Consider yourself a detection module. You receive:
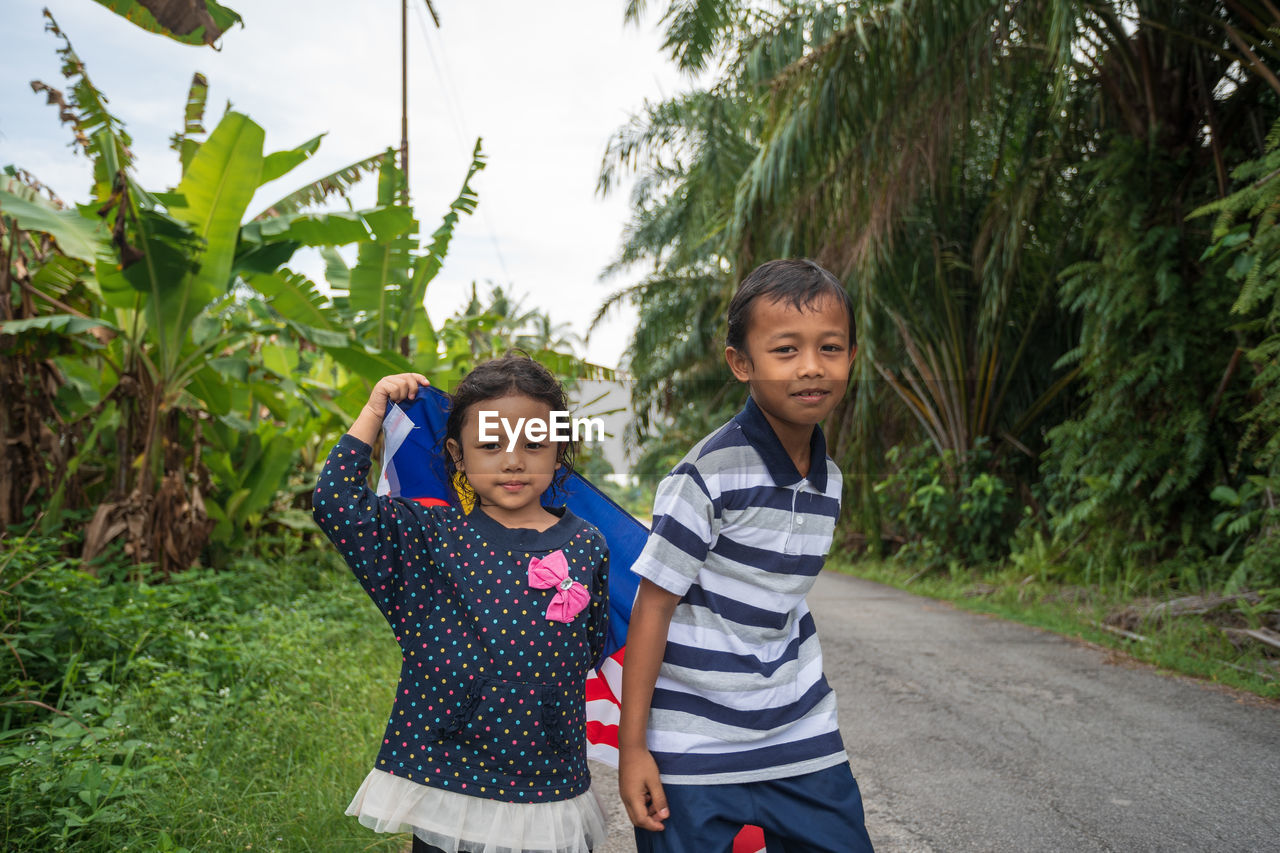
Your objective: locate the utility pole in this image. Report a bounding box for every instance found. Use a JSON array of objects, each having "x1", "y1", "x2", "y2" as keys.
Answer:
[
  {"x1": 399, "y1": 2, "x2": 440, "y2": 204},
  {"x1": 401, "y1": 0, "x2": 409, "y2": 201}
]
